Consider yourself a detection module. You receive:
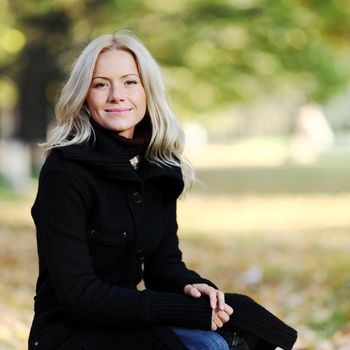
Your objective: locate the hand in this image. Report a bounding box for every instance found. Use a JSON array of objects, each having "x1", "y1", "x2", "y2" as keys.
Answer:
[
  {"x1": 184, "y1": 283, "x2": 234, "y2": 330},
  {"x1": 211, "y1": 303, "x2": 234, "y2": 331},
  {"x1": 184, "y1": 283, "x2": 225, "y2": 310}
]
